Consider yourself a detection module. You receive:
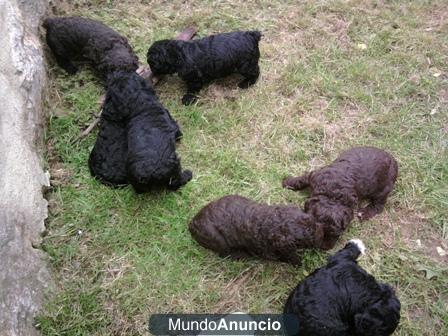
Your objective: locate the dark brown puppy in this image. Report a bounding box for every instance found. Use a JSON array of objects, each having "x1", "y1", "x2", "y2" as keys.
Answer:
[
  {"x1": 283, "y1": 147, "x2": 398, "y2": 250},
  {"x1": 189, "y1": 195, "x2": 324, "y2": 265},
  {"x1": 43, "y1": 16, "x2": 138, "y2": 79}
]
